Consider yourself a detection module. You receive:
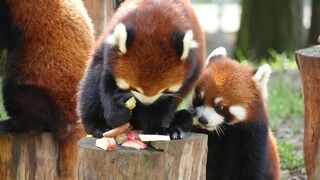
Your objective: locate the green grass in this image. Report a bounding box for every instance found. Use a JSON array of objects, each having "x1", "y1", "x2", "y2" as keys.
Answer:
[
  {"x1": 277, "y1": 140, "x2": 305, "y2": 170},
  {"x1": 267, "y1": 70, "x2": 303, "y2": 132},
  {"x1": 0, "y1": 78, "x2": 8, "y2": 120},
  {"x1": 0, "y1": 51, "x2": 8, "y2": 120}
]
